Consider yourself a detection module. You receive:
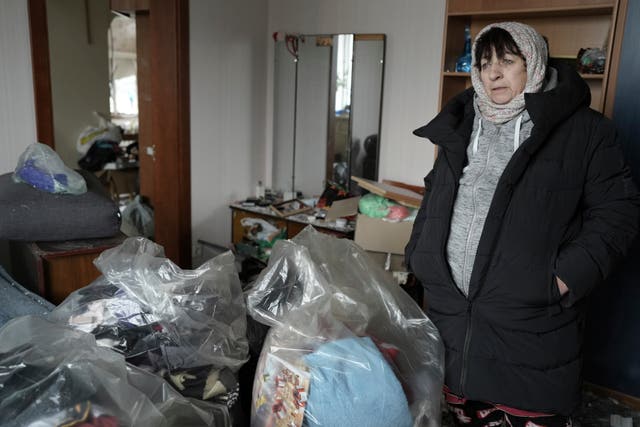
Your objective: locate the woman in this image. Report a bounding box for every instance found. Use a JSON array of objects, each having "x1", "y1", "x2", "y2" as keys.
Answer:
[{"x1": 406, "y1": 22, "x2": 639, "y2": 426}]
